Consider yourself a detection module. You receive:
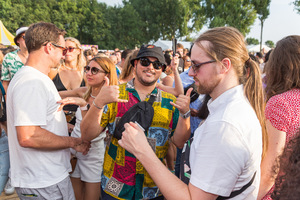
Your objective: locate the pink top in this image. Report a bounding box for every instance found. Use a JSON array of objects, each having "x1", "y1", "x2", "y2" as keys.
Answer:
[{"x1": 262, "y1": 88, "x2": 300, "y2": 200}]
